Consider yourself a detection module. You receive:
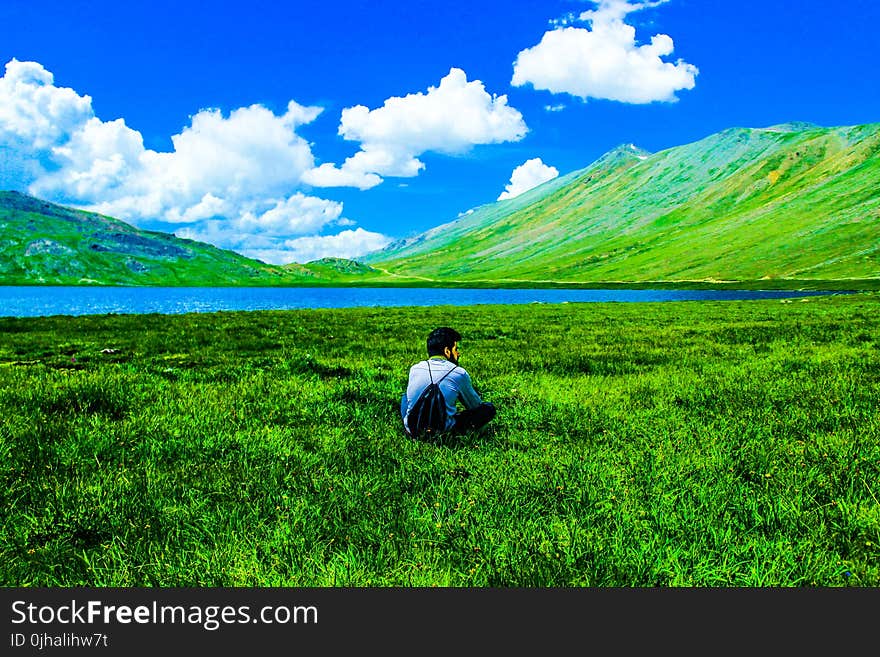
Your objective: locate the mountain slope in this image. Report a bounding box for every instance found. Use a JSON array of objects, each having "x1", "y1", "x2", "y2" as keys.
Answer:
[
  {"x1": 364, "y1": 122, "x2": 880, "y2": 286},
  {"x1": 0, "y1": 191, "x2": 352, "y2": 286}
]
